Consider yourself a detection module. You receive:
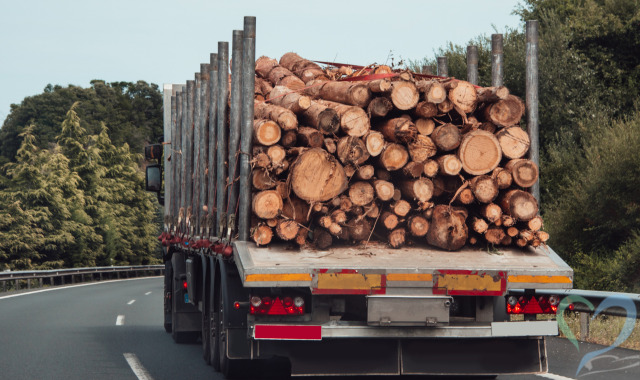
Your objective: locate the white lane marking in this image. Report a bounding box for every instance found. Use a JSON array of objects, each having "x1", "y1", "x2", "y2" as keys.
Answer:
[
  {"x1": 145, "y1": 291, "x2": 152, "y2": 295},
  {"x1": 0, "y1": 277, "x2": 160, "y2": 301},
  {"x1": 123, "y1": 353, "x2": 154, "y2": 380},
  {"x1": 116, "y1": 315, "x2": 125, "y2": 326},
  {"x1": 537, "y1": 373, "x2": 575, "y2": 380},
  {"x1": 128, "y1": 299, "x2": 136, "y2": 305}
]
